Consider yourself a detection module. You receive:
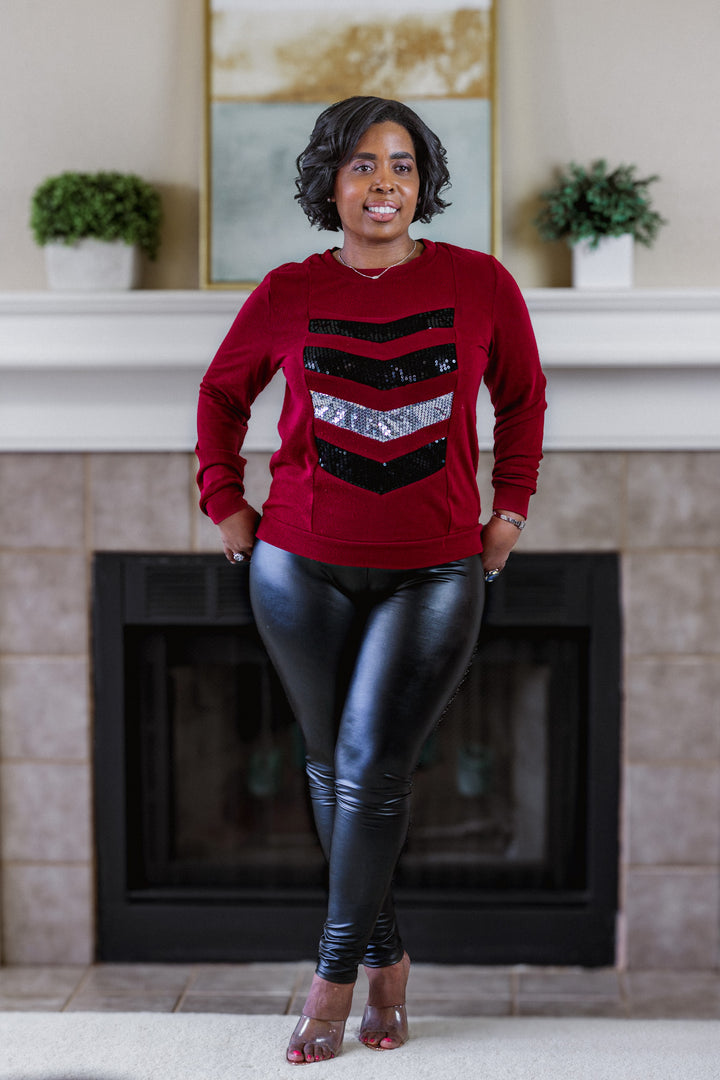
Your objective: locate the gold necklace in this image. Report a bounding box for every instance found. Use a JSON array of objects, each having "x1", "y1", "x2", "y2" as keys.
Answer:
[{"x1": 336, "y1": 240, "x2": 417, "y2": 280}]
